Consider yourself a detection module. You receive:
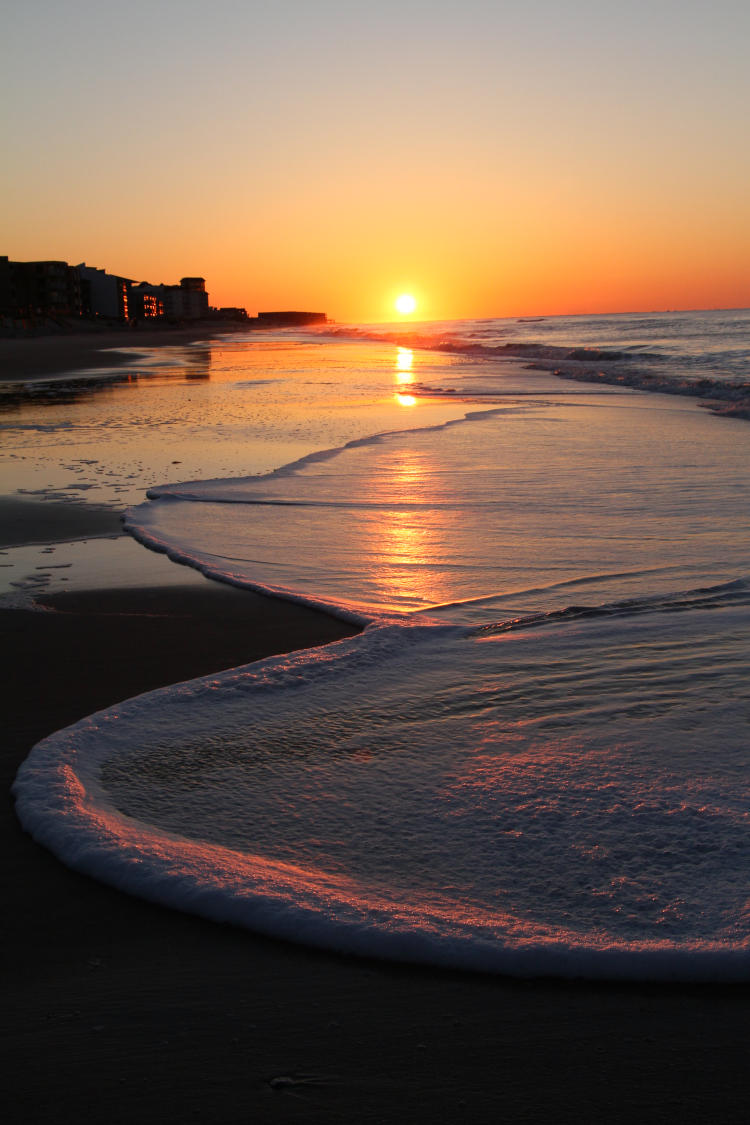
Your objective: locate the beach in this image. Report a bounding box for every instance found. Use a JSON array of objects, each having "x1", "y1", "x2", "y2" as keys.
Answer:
[
  {"x1": 0, "y1": 325, "x2": 248, "y2": 380},
  {"x1": 4, "y1": 567, "x2": 750, "y2": 1123},
  {"x1": 4, "y1": 564, "x2": 749, "y2": 1122},
  {"x1": 3, "y1": 328, "x2": 750, "y2": 1123}
]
